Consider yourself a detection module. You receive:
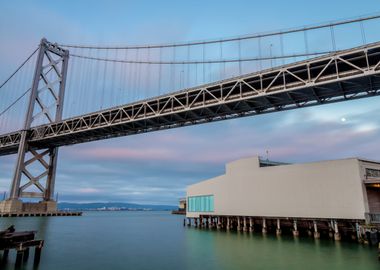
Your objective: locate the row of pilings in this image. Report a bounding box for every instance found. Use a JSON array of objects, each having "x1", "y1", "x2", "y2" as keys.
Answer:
[{"x1": 184, "y1": 215, "x2": 380, "y2": 244}]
